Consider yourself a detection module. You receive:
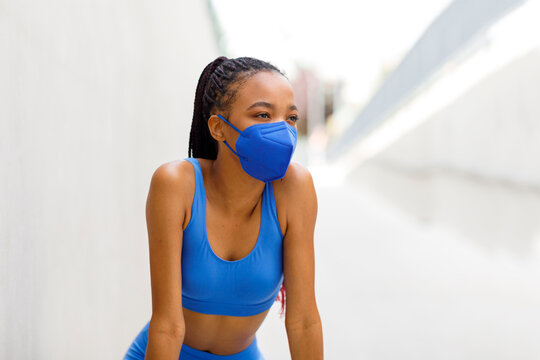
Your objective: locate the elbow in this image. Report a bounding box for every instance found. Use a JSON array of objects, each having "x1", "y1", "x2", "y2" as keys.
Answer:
[
  {"x1": 149, "y1": 317, "x2": 186, "y2": 340},
  {"x1": 285, "y1": 307, "x2": 322, "y2": 333},
  {"x1": 286, "y1": 318, "x2": 321, "y2": 333},
  {"x1": 285, "y1": 313, "x2": 322, "y2": 333},
  {"x1": 166, "y1": 325, "x2": 186, "y2": 341}
]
